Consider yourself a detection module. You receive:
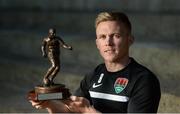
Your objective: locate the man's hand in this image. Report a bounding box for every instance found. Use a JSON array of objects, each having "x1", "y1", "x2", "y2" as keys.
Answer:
[
  {"x1": 66, "y1": 96, "x2": 100, "y2": 113},
  {"x1": 29, "y1": 100, "x2": 71, "y2": 113},
  {"x1": 29, "y1": 96, "x2": 100, "y2": 113},
  {"x1": 29, "y1": 100, "x2": 48, "y2": 109}
]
